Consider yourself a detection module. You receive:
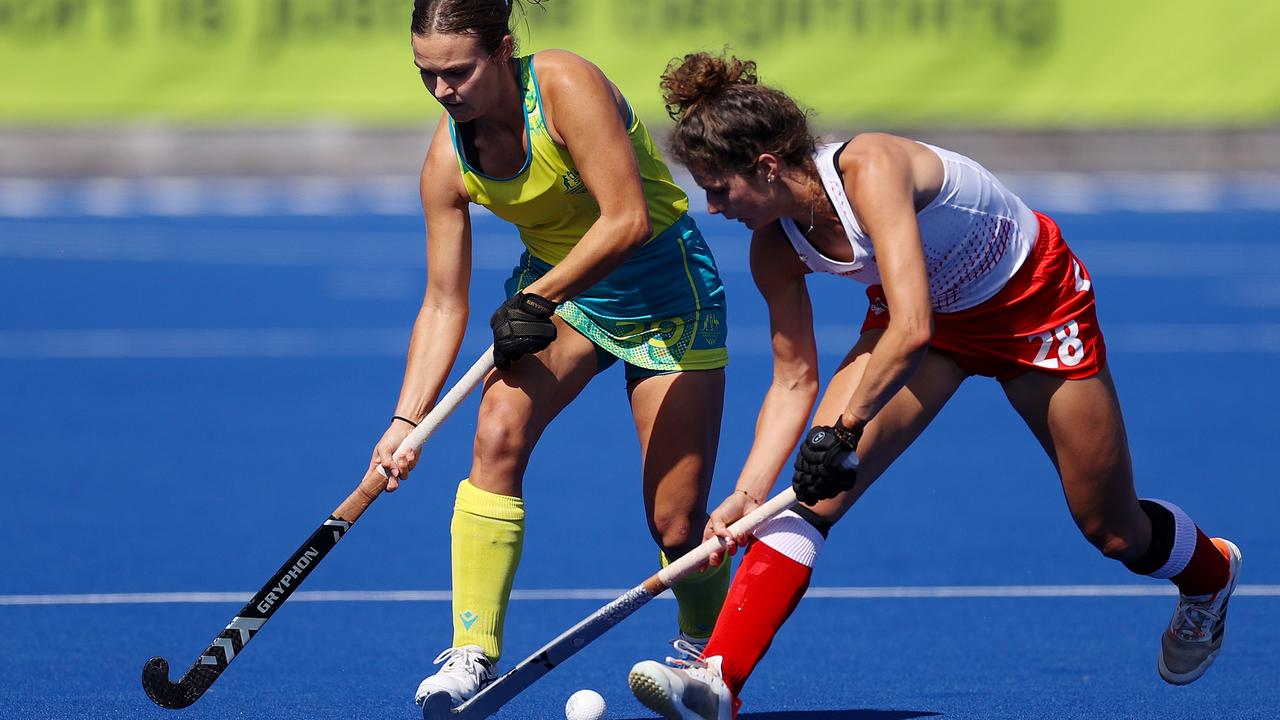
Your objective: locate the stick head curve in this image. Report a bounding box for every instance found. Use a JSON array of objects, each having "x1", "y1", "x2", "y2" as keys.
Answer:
[{"x1": 142, "y1": 656, "x2": 204, "y2": 709}]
